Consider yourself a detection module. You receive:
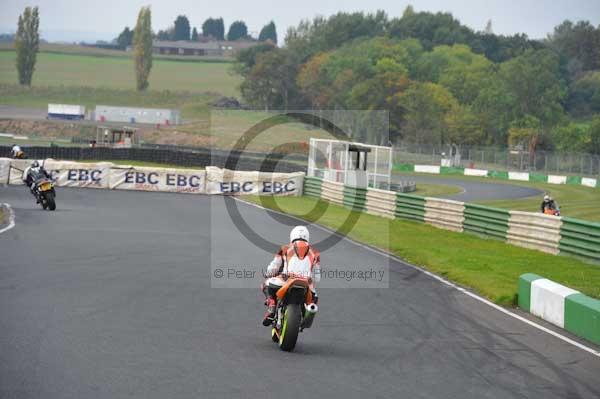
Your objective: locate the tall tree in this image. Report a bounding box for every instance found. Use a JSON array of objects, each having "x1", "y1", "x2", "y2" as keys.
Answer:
[
  {"x1": 285, "y1": 11, "x2": 388, "y2": 62},
  {"x1": 567, "y1": 71, "x2": 600, "y2": 116},
  {"x1": 202, "y1": 18, "x2": 225, "y2": 40},
  {"x1": 155, "y1": 28, "x2": 173, "y2": 40},
  {"x1": 227, "y1": 21, "x2": 248, "y2": 41},
  {"x1": 258, "y1": 21, "x2": 277, "y2": 44},
  {"x1": 14, "y1": 6, "x2": 40, "y2": 86},
  {"x1": 133, "y1": 6, "x2": 153, "y2": 91},
  {"x1": 116, "y1": 26, "x2": 133, "y2": 49},
  {"x1": 499, "y1": 49, "x2": 565, "y2": 126},
  {"x1": 398, "y1": 82, "x2": 459, "y2": 145},
  {"x1": 240, "y1": 49, "x2": 299, "y2": 110},
  {"x1": 191, "y1": 27, "x2": 198, "y2": 41},
  {"x1": 547, "y1": 20, "x2": 600, "y2": 73},
  {"x1": 173, "y1": 15, "x2": 191, "y2": 41}
]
